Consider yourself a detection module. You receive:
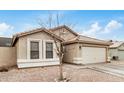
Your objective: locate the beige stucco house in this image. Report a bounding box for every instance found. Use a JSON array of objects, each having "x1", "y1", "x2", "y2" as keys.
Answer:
[
  {"x1": 109, "y1": 41, "x2": 124, "y2": 61},
  {"x1": 0, "y1": 25, "x2": 111, "y2": 68}
]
